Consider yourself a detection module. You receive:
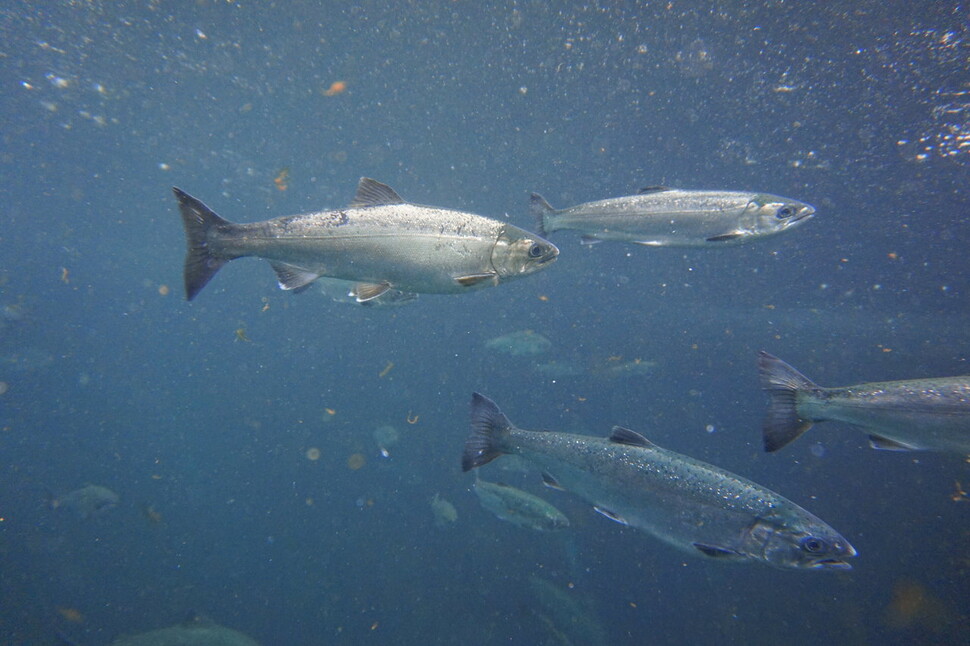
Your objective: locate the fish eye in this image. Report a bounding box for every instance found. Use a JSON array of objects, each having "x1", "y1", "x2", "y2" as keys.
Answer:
[
  {"x1": 528, "y1": 243, "x2": 545, "y2": 258},
  {"x1": 800, "y1": 536, "x2": 827, "y2": 553},
  {"x1": 775, "y1": 206, "x2": 795, "y2": 219}
]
